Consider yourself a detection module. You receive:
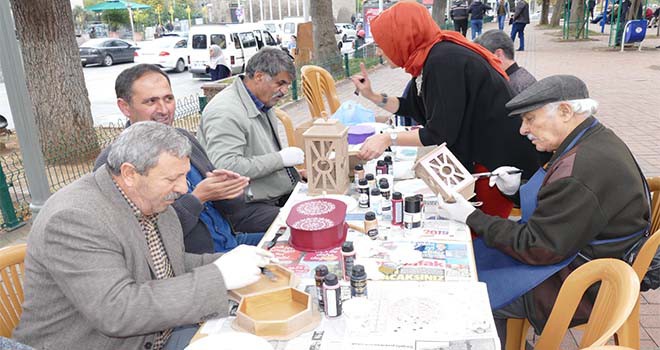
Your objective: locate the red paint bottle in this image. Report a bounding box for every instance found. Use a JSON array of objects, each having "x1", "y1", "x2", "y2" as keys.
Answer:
[{"x1": 391, "y1": 191, "x2": 404, "y2": 226}]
